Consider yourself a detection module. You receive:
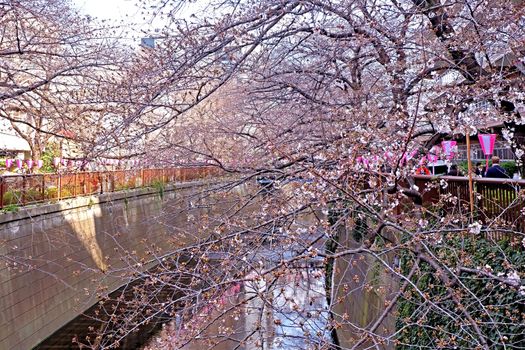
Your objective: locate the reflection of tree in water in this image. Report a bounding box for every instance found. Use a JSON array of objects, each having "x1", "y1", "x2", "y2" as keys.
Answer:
[
  {"x1": 144, "y1": 267, "x2": 330, "y2": 350},
  {"x1": 265, "y1": 268, "x2": 330, "y2": 350}
]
